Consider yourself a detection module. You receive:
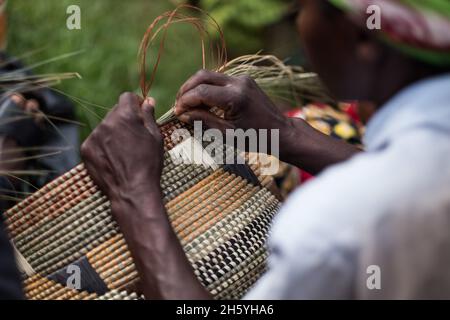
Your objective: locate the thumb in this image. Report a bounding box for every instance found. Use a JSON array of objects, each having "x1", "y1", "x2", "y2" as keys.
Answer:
[
  {"x1": 178, "y1": 109, "x2": 231, "y2": 133},
  {"x1": 141, "y1": 97, "x2": 158, "y2": 130}
]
